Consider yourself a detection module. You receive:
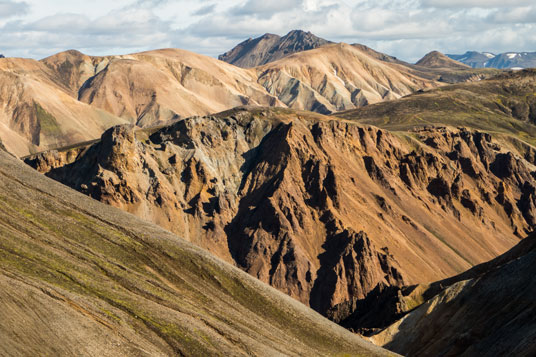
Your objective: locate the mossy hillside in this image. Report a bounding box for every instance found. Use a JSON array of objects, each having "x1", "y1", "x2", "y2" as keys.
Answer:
[
  {"x1": 337, "y1": 70, "x2": 536, "y2": 146},
  {"x1": 34, "y1": 102, "x2": 62, "y2": 139},
  {"x1": 0, "y1": 154, "x2": 387, "y2": 356}
]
